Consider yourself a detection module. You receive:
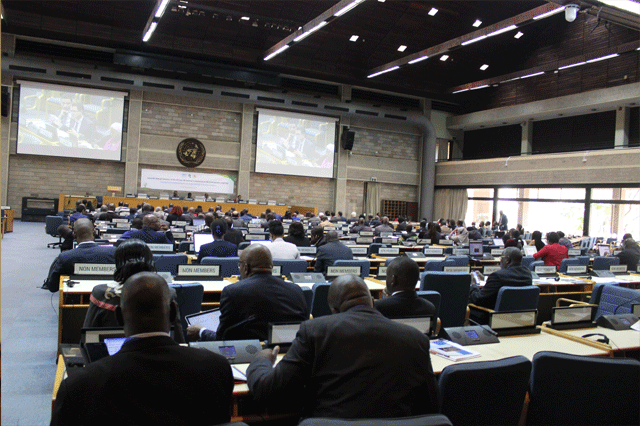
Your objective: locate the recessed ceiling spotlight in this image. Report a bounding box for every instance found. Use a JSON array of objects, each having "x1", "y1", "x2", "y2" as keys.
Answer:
[
  {"x1": 428, "y1": 7, "x2": 438, "y2": 16},
  {"x1": 480, "y1": 64, "x2": 489, "y2": 70},
  {"x1": 514, "y1": 31, "x2": 524, "y2": 39},
  {"x1": 440, "y1": 55, "x2": 449, "y2": 61},
  {"x1": 240, "y1": 16, "x2": 250, "y2": 20},
  {"x1": 378, "y1": 0, "x2": 386, "y2": 2},
  {"x1": 397, "y1": 45, "x2": 407, "y2": 52},
  {"x1": 350, "y1": 35, "x2": 359, "y2": 42},
  {"x1": 473, "y1": 19, "x2": 482, "y2": 27}
]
